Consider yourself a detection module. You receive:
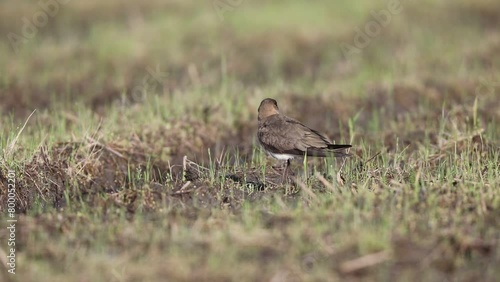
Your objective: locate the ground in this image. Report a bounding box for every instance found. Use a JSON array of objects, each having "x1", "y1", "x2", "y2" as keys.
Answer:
[{"x1": 0, "y1": 0, "x2": 500, "y2": 281}]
